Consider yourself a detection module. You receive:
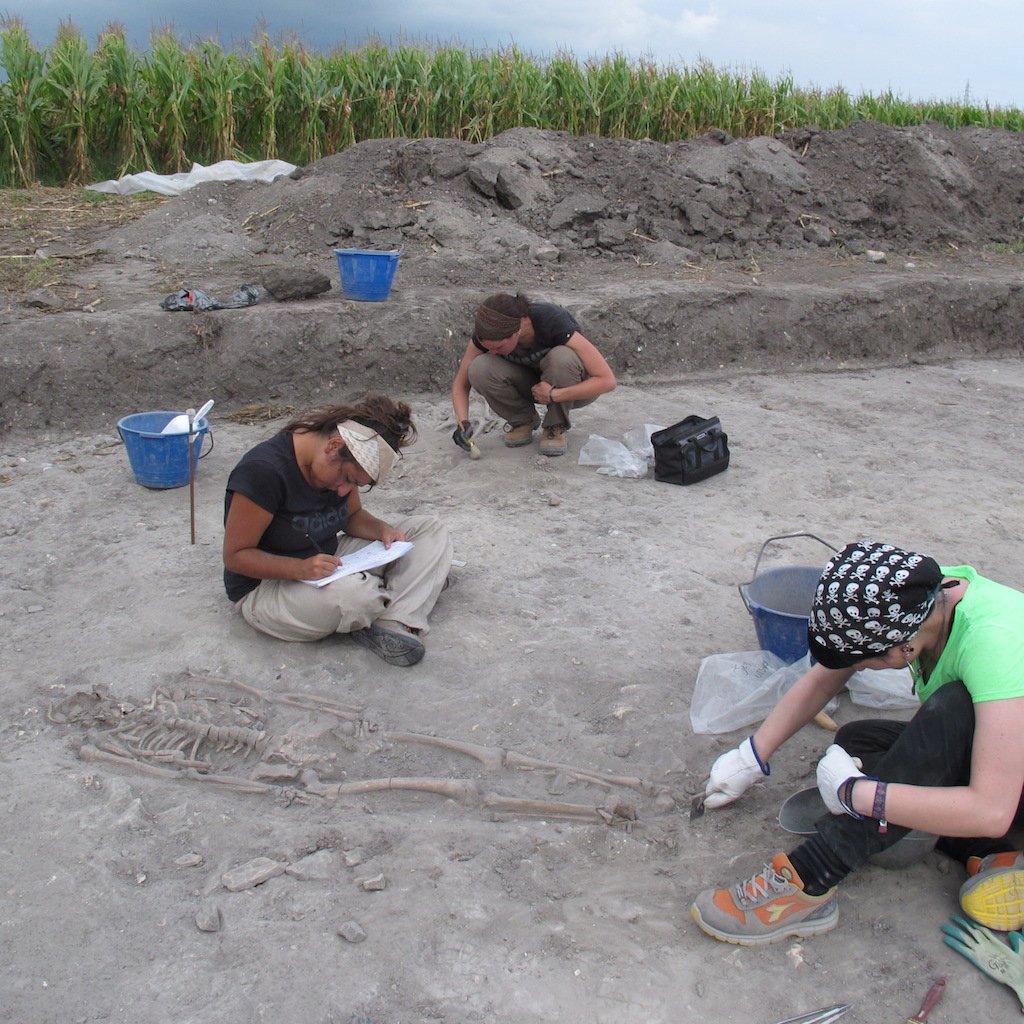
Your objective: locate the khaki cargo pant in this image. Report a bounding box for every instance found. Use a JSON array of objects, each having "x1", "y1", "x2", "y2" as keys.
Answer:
[
  {"x1": 236, "y1": 514, "x2": 452, "y2": 642},
  {"x1": 467, "y1": 347, "x2": 596, "y2": 429}
]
